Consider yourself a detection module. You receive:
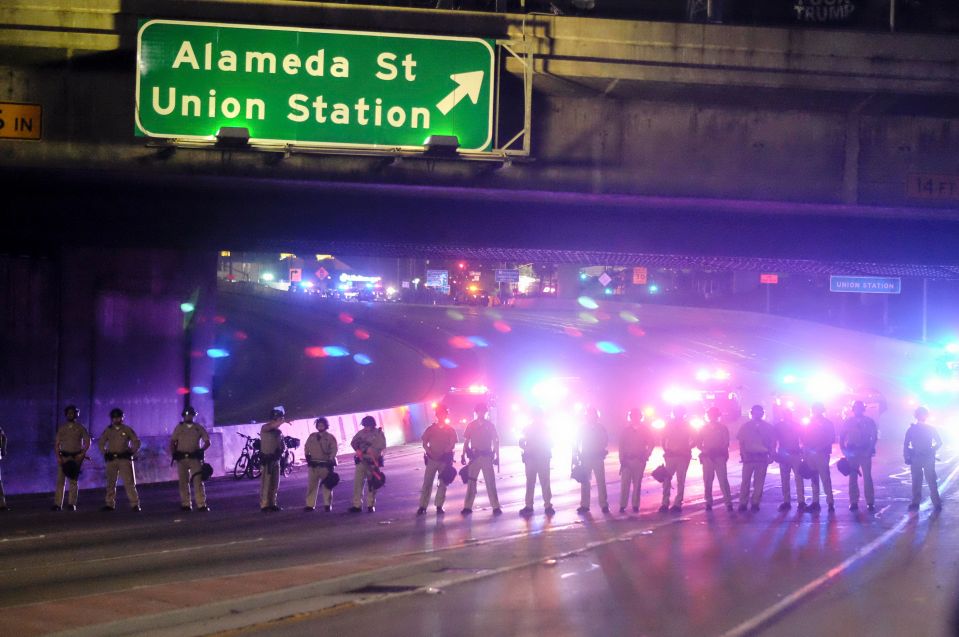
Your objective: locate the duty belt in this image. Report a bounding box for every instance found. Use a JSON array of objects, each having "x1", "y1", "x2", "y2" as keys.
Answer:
[
  {"x1": 468, "y1": 449, "x2": 493, "y2": 459},
  {"x1": 307, "y1": 459, "x2": 335, "y2": 468},
  {"x1": 173, "y1": 450, "x2": 204, "y2": 461},
  {"x1": 104, "y1": 451, "x2": 133, "y2": 461},
  {"x1": 59, "y1": 450, "x2": 82, "y2": 458}
]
